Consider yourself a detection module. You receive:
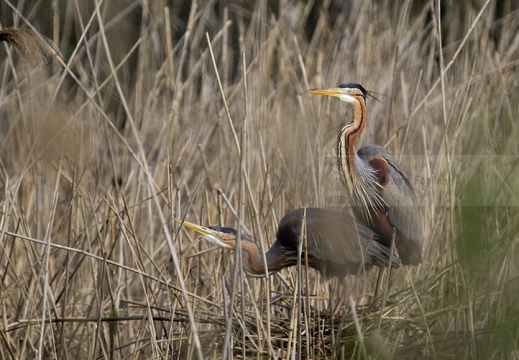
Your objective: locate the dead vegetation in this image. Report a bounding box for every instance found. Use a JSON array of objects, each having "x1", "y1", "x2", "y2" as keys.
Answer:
[{"x1": 0, "y1": 0, "x2": 518, "y2": 359}]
